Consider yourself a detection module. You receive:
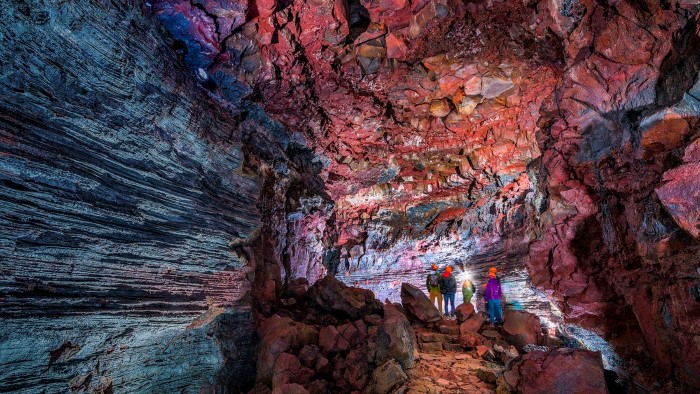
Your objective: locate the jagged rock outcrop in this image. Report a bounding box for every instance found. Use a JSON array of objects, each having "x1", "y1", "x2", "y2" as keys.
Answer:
[
  {"x1": 501, "y1": 311, "x2": 545, "y2": 351},
  {"x1": 527, "y1": 1, "x2": 700, "y2": 389},
  {"x1": 308, "y1": 275, "x2": 383, "y2": 319},
  {"x1": 252, "y1": 275, "x2": 417, "y2": 393},
  {"x1": 371, "y1": 359, "x2": 408, "y2": 394},
  {"x1": 400, "y1": 282, "x2": 441, "y2": 324},
  {"x1": 376, "y1": 303, "x2": 418, "y2": 370},
  {"x1": 454, "y1": 302, "x2": 475, "y2": 323}
]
